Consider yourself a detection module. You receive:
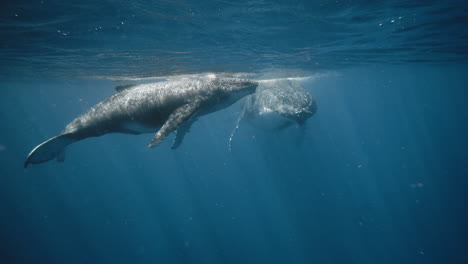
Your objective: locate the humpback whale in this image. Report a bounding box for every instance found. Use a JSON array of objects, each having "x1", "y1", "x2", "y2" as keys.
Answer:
[
  {"x1": 242, "y1": 79, "x2": 316, "y2": 129},
  {"x1": 24, "y1": 75, "x2": 258, "y2": 167},
  {"x1": 228, "y1": 79, "x2": 316, "y2": 150}
]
